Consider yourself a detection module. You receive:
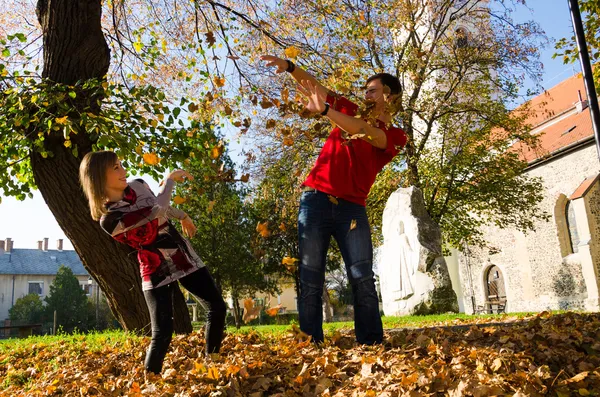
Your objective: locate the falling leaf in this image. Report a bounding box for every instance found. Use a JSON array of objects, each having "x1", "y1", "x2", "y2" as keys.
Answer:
[
  {"x1": 281, "y1": 257, "x2": 298, "y2": 265},
  {"x1": 207, "y1": 200, "x2": 215, "y2": 212},
  {"x1": 284, "y1": 46, "x2": 301, "y2": 58},
  {"x1": 328, "y1": 195, "x2": 339, "y2": 205},
  {"x1": 205, "y1": 31, "x2": 216, "y2": 46},
  {"x1": 265, "y1": 304, "x2": 282, "y2": 317},
  {"x1": 173, "y1": 196, "x2": 186, "y2": 205},
  {"x1": 210, "y1": 146, "x2": 222, "y2": 159},
  {"x1": 213, "y1": 77, "x2": 225, "y2": 87},
  {"x1": 350, "y1": 219, "x2": 357, "y2": 231},
  {"x1": 143, "y1": 153, "x2": 160, "y2": 165},
  {"x1": 242, "y1": 298, "x2": 260, "y2": 323},
  {"x1": 260, "y1": 97, "x2": 274, "y2": 109},
  {"x1": 256, "y1": 221, "x2": 270, "y2": 237}
]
